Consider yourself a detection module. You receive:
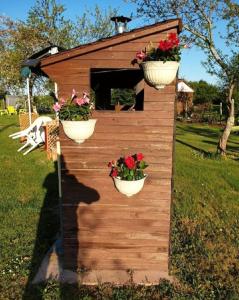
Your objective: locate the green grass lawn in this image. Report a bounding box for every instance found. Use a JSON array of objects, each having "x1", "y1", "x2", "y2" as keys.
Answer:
[{"x1": 0, "y1": 117, "x2": 239, "y2": 299}]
